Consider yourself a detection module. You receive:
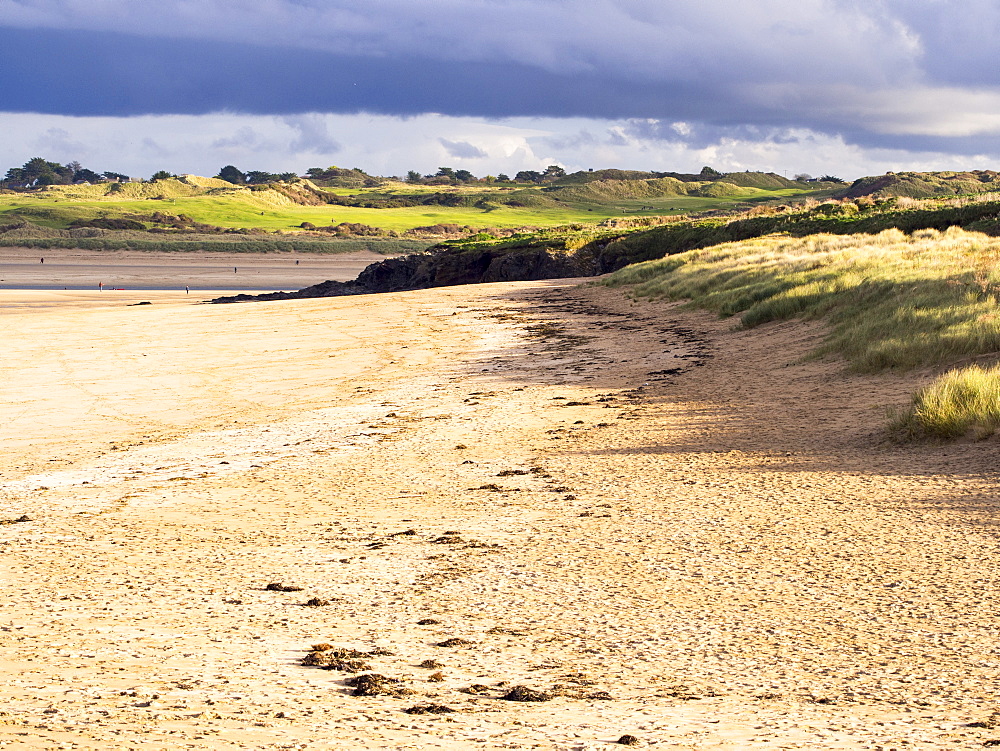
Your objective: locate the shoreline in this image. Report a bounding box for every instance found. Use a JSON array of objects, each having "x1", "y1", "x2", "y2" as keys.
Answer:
[
  {"x1": 1, "y1": 280, "x2": 998, "y2": 748},
  {"x1": 0, "y1": 247, "x2": 391, "y2": 292}
]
